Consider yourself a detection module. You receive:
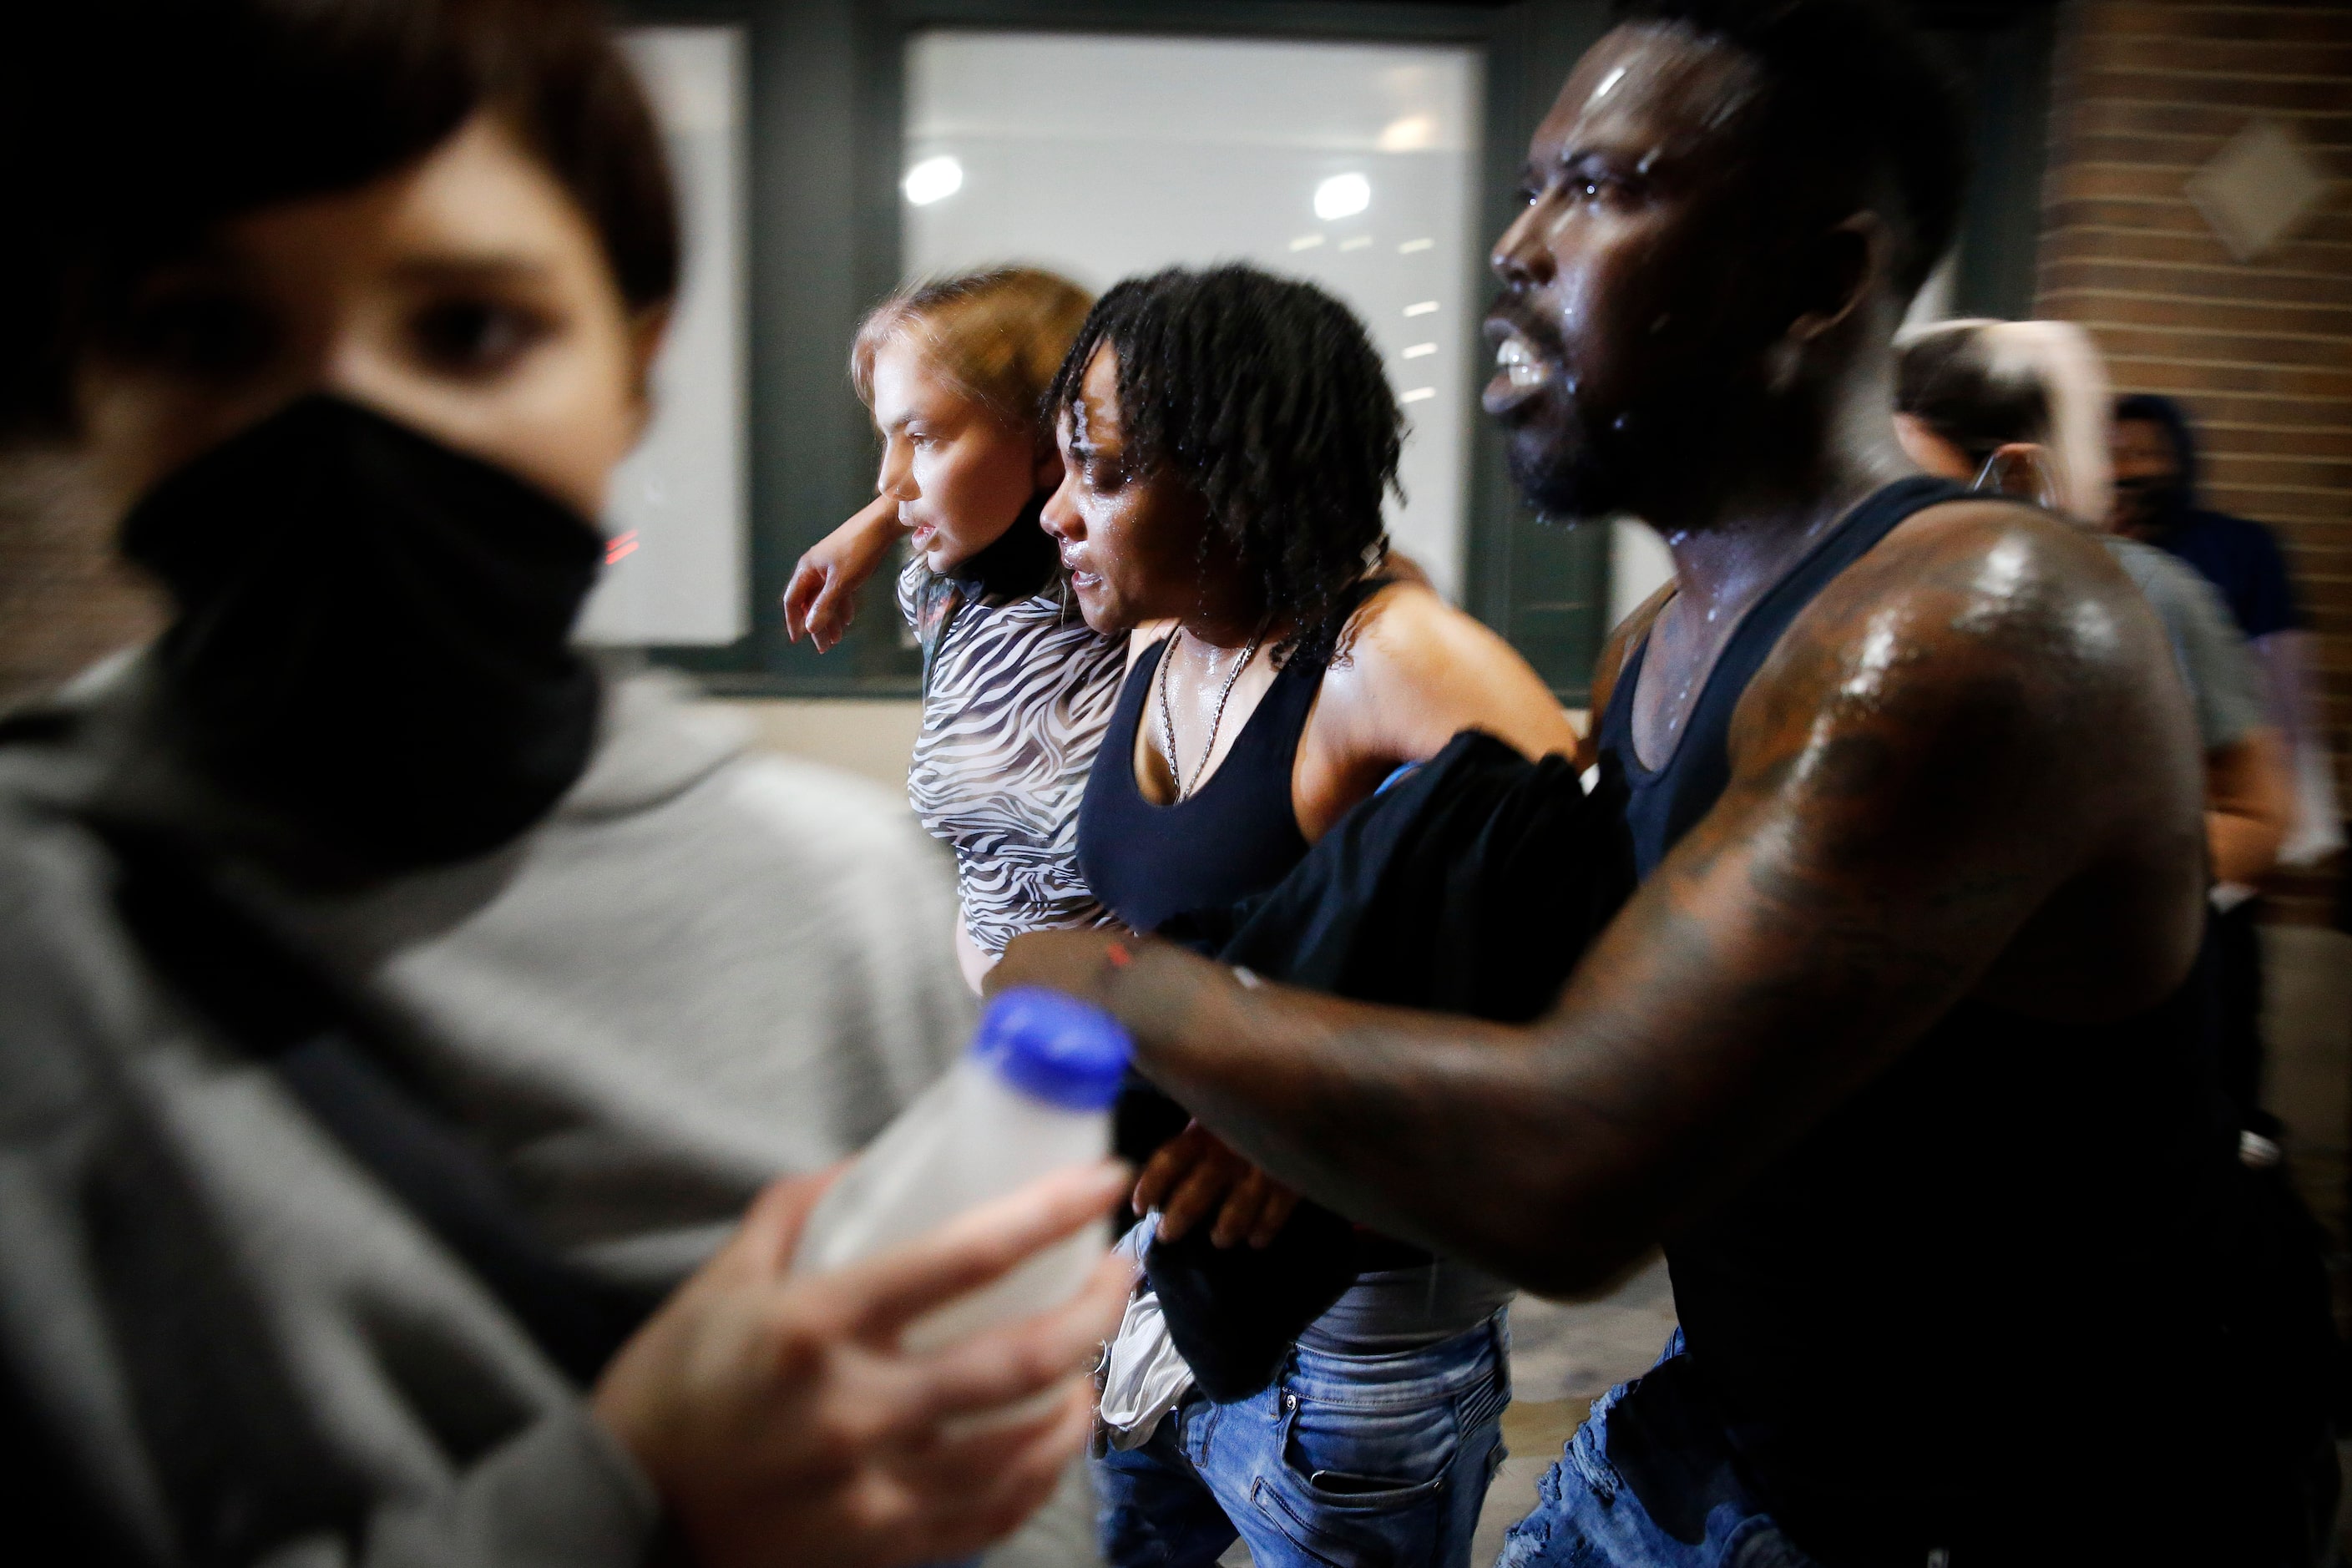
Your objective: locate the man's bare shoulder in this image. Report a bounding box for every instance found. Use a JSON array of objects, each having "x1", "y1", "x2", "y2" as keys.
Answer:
[
  {"x1": 1713, "y1": 497, "x2": 2204, "y2": 1018},
  {"x1": 1756, "y1": 498, "x2": 2165, "y2": 731},
  {"x1": 1721, "y1": 494, "x2": 2198, "y2": 849},
  {"x1": 1872, "y1": 493, "x2": 2122, "y2": 582}
]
